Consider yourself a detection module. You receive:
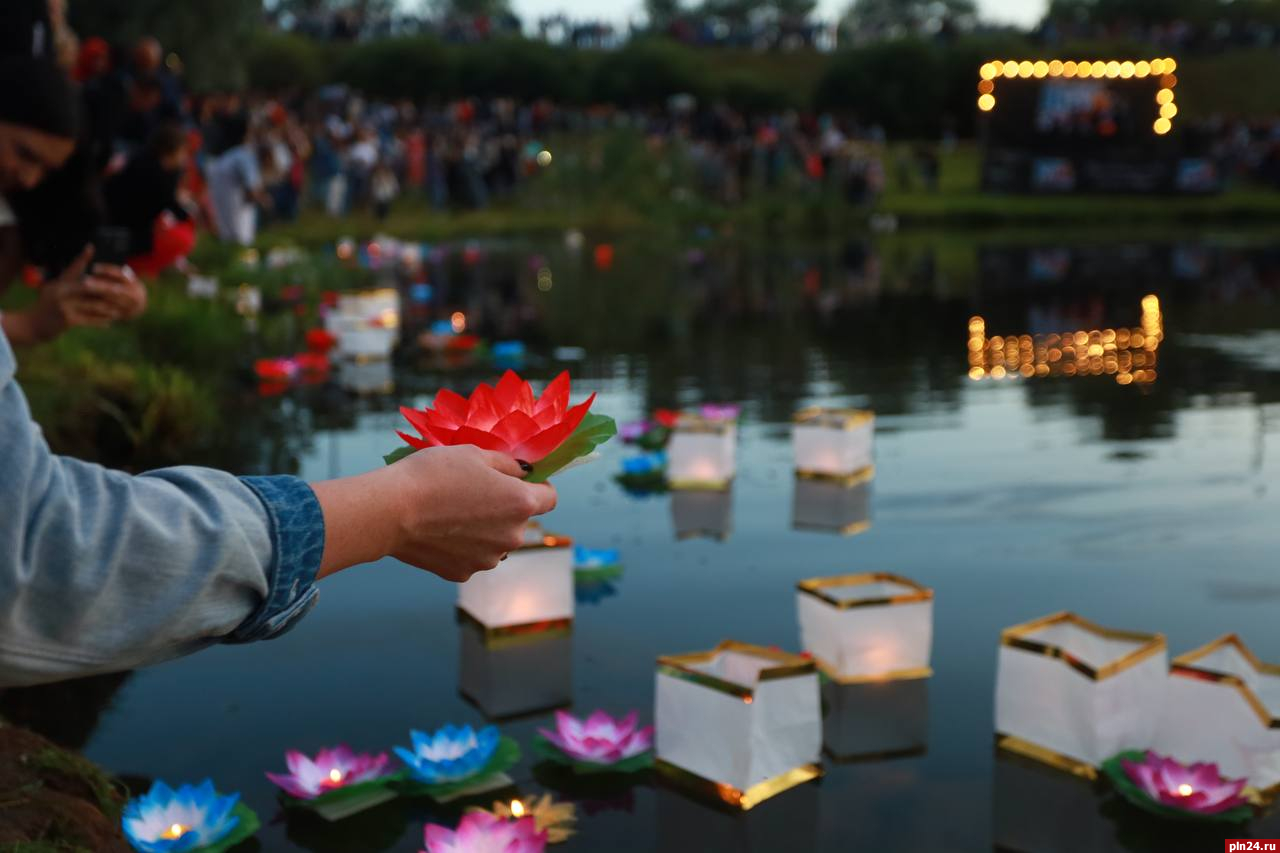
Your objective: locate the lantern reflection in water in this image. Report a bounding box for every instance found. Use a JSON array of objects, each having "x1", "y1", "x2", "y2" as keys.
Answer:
[{"x1": 968, "y1": 295, "x2": 1163, "y2": 385}]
